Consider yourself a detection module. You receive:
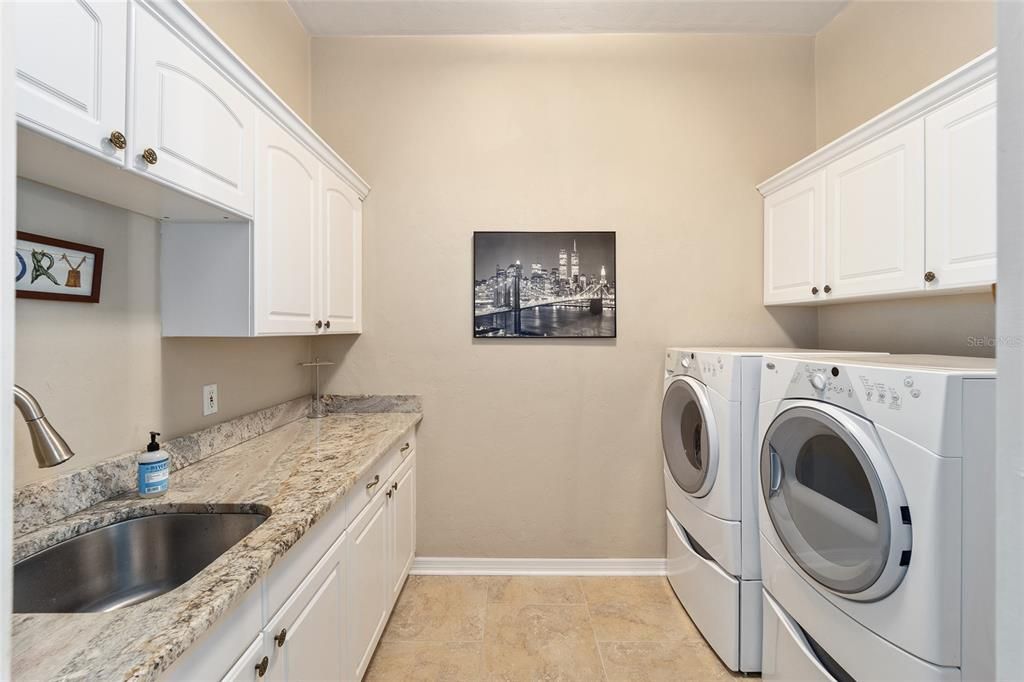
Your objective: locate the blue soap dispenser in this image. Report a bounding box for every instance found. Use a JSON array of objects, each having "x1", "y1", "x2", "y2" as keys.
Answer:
[{"x1": 138, "y1": 431, "x2": 169, "y2": 498}]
